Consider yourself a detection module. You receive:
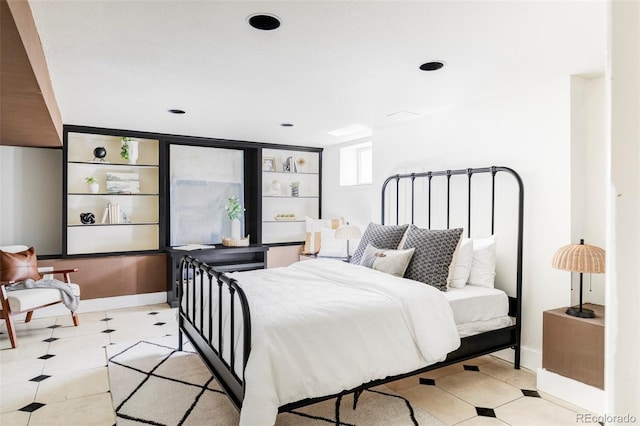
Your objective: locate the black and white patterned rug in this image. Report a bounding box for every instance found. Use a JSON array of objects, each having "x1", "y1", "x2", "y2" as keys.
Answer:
[{"x1": 107, "y1": 338, "x2": 445, "y2": 425}]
